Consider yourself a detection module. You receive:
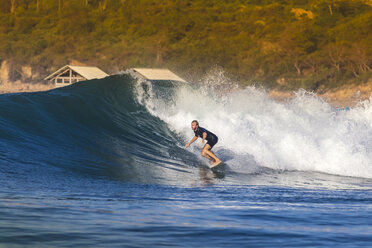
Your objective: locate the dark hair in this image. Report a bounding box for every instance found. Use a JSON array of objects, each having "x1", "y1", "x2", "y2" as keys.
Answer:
[{"x1": 191, "y1": 120, "x2": 199, "y2": 125}]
